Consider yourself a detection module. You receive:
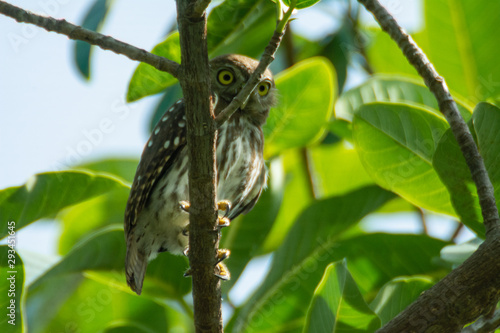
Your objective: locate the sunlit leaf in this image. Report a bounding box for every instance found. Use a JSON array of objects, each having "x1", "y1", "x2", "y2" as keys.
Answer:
[
  {"x1": 367, "y1": 1, "x2": 500, "y2": 102},
  {"x1": 127, "y1": 32, "x2": 181, "y2": 102},
  {"x1": 336, "y1": 74, "x2": 473, "y2": 122},
  {"x1": 370, "y1": 276, "x2": 434, "y2": 325},
  {"x1": 264, "y1": 57, "x2": 336, "y2": 158},
  {"x1": 353, "y1": 102, "x2": 455, "y2": 216},
  {"x1": 304, "y1": 260, "x2": 381, "y2": 333},
  {"x1": 310, "y1": 140, "x2": 374, "y2": 197},
  {"x1": 76, "y1": 158, "x2": 139, "y2": 183},
  {"x1": 282, "y1": 0, "x2": 322, "y2": 9},
  {"x1": 0, "y1": 246, "x2": 24, "y2": 333},
  {"x1": 208, "y1": 0, "x2": 276, "y2": 57},
  {"x1": 0, "y1": 171, "x2": 127, "y2": 239}
]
